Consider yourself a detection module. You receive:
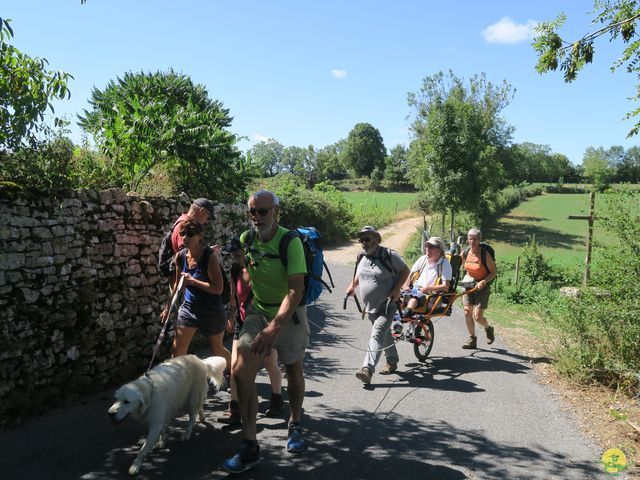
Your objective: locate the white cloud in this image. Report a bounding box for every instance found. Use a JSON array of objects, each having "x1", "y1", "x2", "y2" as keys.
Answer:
[
  {"x1": 253, "y1": 134, "x2": 272, "y2": 143},
  {"x1": 482, "y1": 17, "x2": 538, "y2": 44},
  {"x1": 331, "y1": 69, "x2": 347, "y2": 79}
]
